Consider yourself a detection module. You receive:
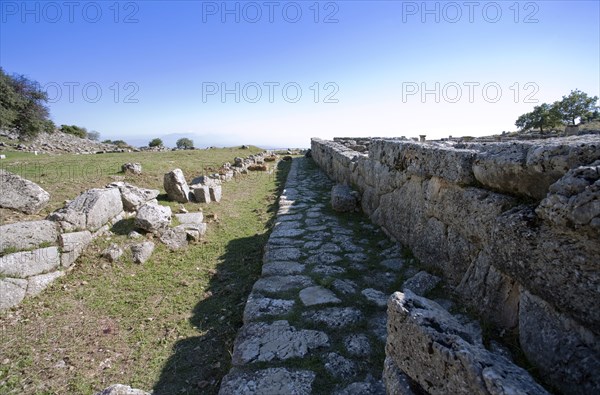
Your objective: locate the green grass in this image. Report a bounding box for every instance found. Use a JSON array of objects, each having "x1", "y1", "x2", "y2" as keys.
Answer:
[{"x1": 0, "y1": 148, "x2": 290, "y2": 395}]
